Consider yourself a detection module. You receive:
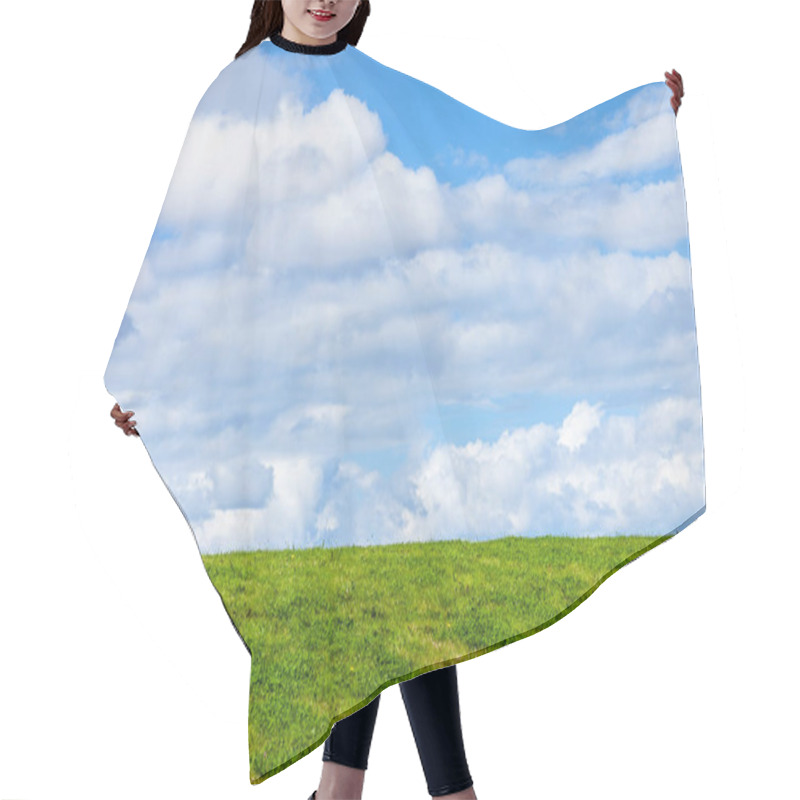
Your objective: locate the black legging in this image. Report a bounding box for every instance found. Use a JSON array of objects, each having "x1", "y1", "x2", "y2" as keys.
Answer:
[{"x1": 323, "y1": 664, "x2": 474, "y2": 797}]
